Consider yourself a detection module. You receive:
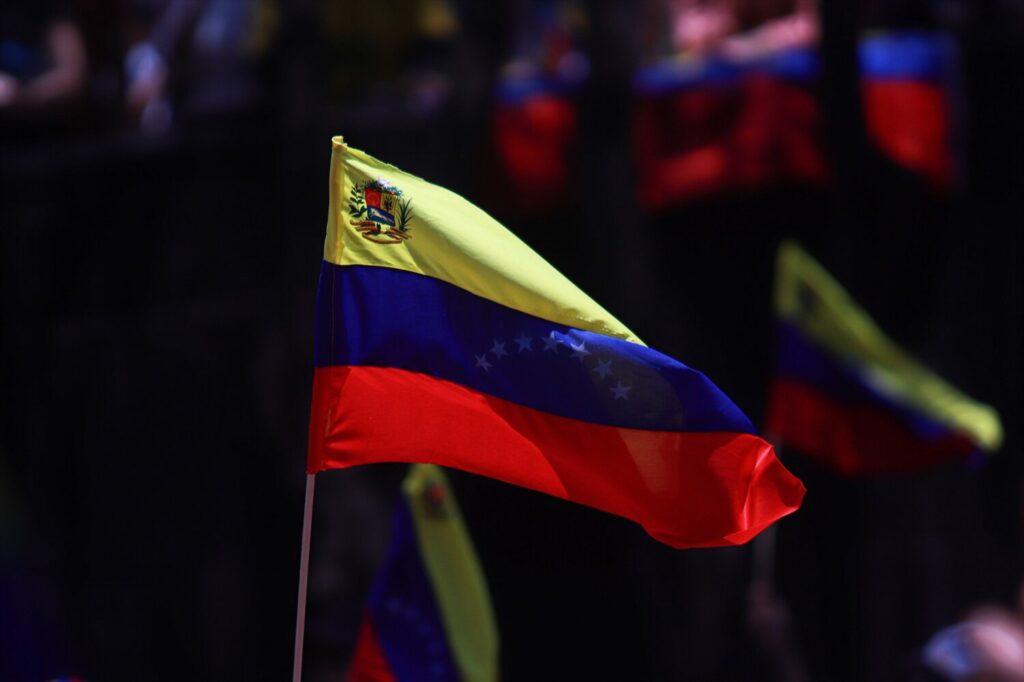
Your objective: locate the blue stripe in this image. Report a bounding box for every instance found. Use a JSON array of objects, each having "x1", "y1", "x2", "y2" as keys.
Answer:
[
  {"x1": 634, "y1": 47, "x2": 820, "y2": 96},
  {"x1": 774, "y1": 322, "x2": 963, "y2": 442},
  {"x1": 367, "y1": 498, "x2": 460, "y2": 682},
  {"x1": 495, "y1": 73, "x2": 584, "y2": 106},
  {"x1": 315, "y1": 262, "x2": 755, "y2": 434},
  {"x1": 858, "y1": 31, "x2": 954, "y2": 82}
]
